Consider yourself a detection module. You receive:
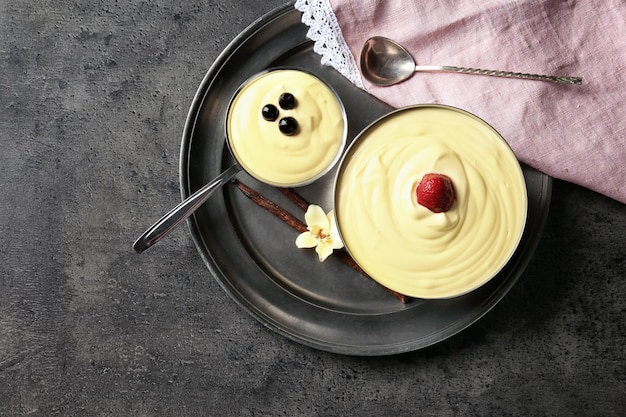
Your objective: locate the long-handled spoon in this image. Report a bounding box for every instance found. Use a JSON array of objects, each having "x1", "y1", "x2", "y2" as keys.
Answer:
[
  {"x1": 133, "y1": 164, "x2": 241, "y2": 253},
  {"x1": 360, "y1": 36, "x2": 582, "y2": 86}
]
